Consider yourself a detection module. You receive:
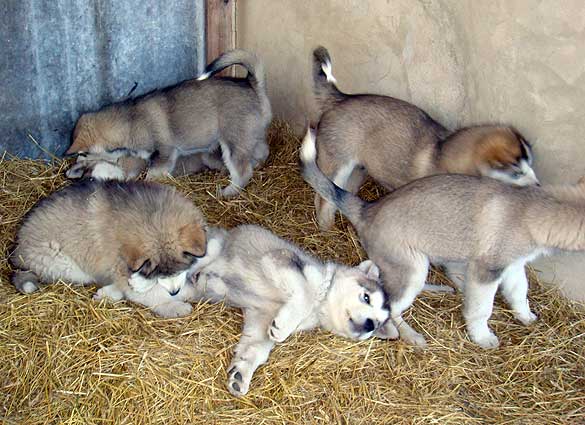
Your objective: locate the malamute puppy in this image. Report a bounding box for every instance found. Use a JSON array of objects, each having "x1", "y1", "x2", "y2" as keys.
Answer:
[
  {"x1": 10, "y1": 180, "x2": 207, "y2": 318},
  {"x1": 120, "y1": 224, "x2": 390, "y2": 396},
  {"x1": 311, "y1": 46, "x2": 539, "y2": 230},
  {"x1": 301, "y1": 128, "x2": 584, "y2": 349},
  {"x1": 66, "y1": 49, "x2": 272, "y2": 197}
]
